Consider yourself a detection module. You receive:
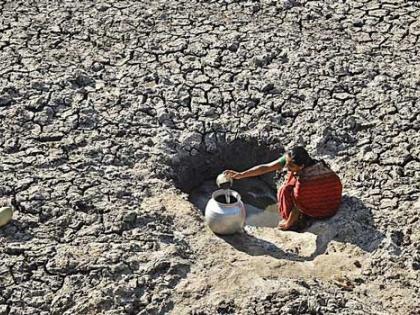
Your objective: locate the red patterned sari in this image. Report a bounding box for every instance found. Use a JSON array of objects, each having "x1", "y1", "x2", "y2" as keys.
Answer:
[{"x1": 277, "y1": 162, "x2": 342, "y2": 220}]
